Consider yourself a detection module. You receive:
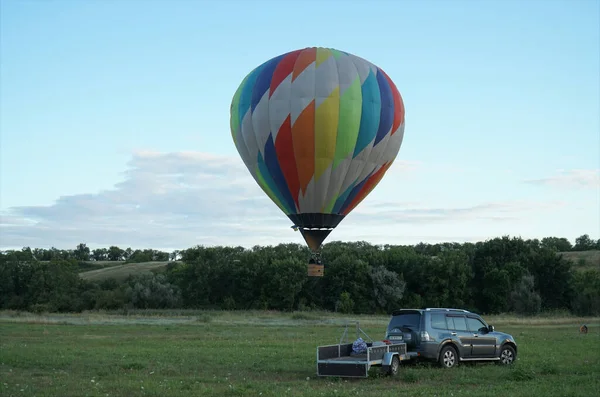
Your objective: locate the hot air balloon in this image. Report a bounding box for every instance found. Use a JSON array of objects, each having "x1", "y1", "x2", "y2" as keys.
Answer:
[{"x1": 230, "y1": 47, "x2": 405, "y2": 276}]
